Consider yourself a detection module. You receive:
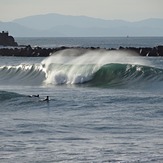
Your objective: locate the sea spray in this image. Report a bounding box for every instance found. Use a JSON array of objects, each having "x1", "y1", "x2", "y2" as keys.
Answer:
[
  {"x1": 41, "y1": 48, "x2": 150, "y2": 85},
  {"x1": 0, "y1": 48, "x2": 161, "y2": 87}
]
